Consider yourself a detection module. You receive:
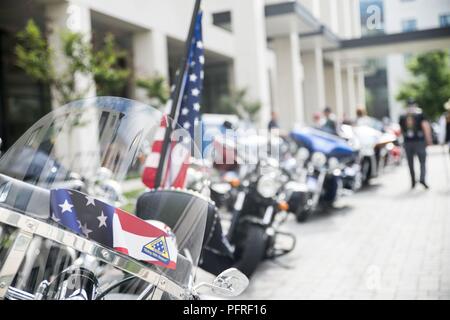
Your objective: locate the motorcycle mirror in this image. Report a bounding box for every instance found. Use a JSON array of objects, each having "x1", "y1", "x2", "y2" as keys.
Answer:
[{"x1": 194, "y1": 268, "x2": 249, "y2": 298}]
